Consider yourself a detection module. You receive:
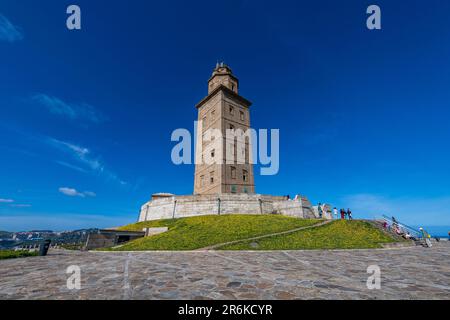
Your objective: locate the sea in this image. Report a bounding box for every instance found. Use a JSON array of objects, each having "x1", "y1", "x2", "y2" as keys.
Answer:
[{"x1": 419, "y1": 226, "x2": 450, "y2": 238}]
